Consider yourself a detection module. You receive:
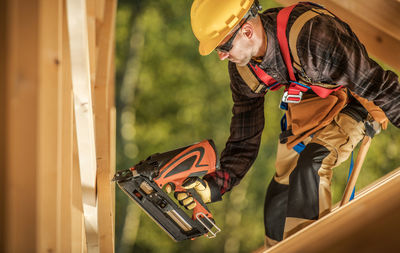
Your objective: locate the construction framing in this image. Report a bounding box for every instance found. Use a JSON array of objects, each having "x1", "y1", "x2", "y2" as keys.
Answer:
[{"x1": 0, "y1": 0, "x2": 117, "y2": 252}]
